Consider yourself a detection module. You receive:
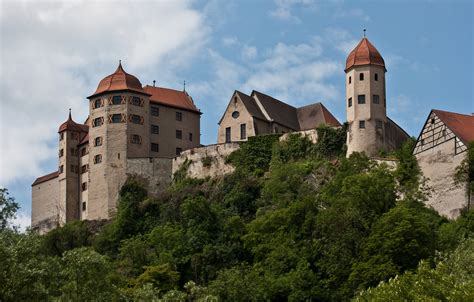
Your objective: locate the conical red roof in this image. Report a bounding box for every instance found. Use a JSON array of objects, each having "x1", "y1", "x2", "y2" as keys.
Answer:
[
  {"x1": 89, "y1": 62, "x2": 145, "y2": 97},
  {"x1": 345, "y1": 37, "x2": 386, "y2": 72},
  {"x1": 58, "y1": 111, "x2": 88, "y2": 133}
]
